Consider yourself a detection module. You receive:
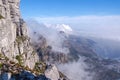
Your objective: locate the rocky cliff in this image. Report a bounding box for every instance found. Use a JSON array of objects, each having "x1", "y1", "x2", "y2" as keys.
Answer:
[
  {"x1": 0, "y1": 0, "x2": 39, "y2": 68},
  {"x1": 0, "y1": 0, "x2": 68, "y2": 80}
]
